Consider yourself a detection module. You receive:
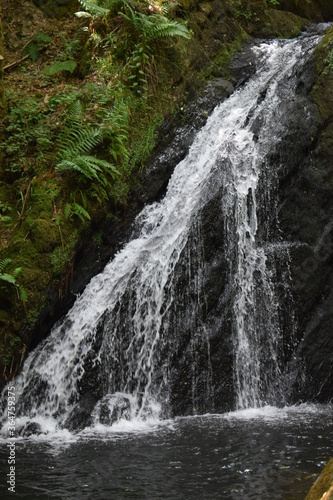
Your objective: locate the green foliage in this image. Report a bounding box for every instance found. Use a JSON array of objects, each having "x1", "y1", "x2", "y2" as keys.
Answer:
[
  {"x1": 267, "y1": 0, "x2": 279, "y2": 6},
  {"x1": 102, "y1": 98, "x2": 130, "y2": 163},
  {"x1": 42, "y1": 60, "x2": 77, "y2": 76},
  {"x1": 121, "y1": 6, "x2": 190, "y2": 43},
  {"x1": 0, "y1": 92, "x2": 51, "y2": 173},
  {"x1": 0, "y1": 202, "x2": 13, "y2": 226},
  {"x1": 77, "y1": 0, "x2": 110, "y2": 17},
  {"x1": 65, "y1": 192, "x2": 91, "y2": 223},
  {"x1": 324, "y1": 41, "x2": 333, "y2": 73},
  {"x1": 129, "y1": 112, "x2": 163, "y2": 170},
  {"x1": 55, "y1": 99, "x2": 119, "y2": 195},
  {"x1": 0, "y1": 259, "x2": 27, "y2": 301},
  {"x1": 23, "y1": 32, "x2": 51, "y2": 62},
  {"x1": 50, "y1": 231, "x2": 78, "y2": 276}
]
